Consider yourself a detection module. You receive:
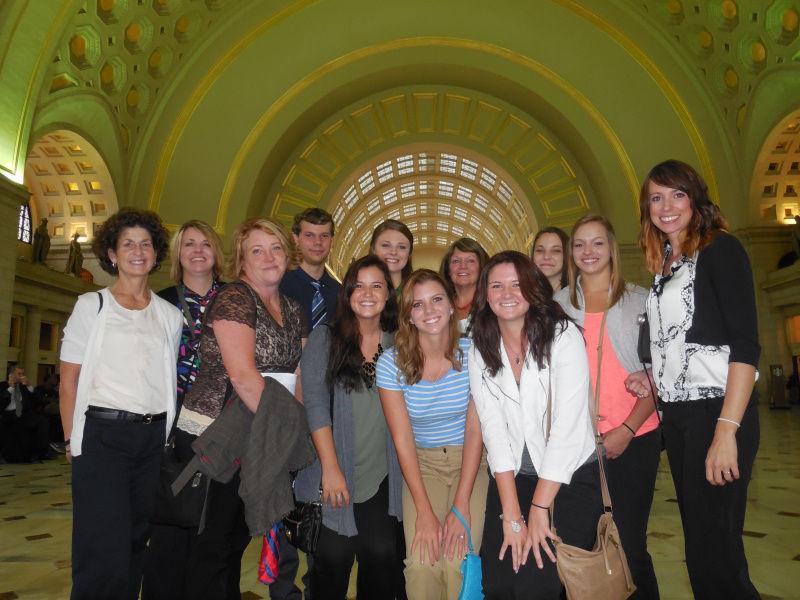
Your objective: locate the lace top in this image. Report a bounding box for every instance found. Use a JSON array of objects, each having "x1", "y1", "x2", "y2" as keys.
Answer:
[{"x1": 178, "y1": 281, "x2": 308, "y2": 433}]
